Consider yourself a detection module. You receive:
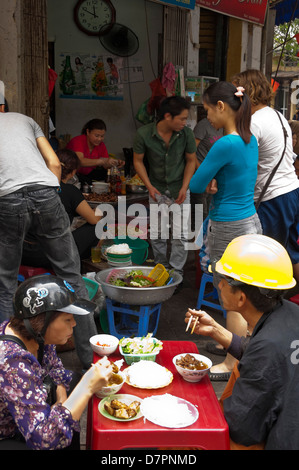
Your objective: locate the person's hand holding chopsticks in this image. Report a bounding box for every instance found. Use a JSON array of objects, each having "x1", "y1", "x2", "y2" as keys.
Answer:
[
  {"x1": 185, "y1": 308, "x2": 214, "y2": 335},
  {"x1": 184, "y1": 308, "x2": 233, "y2": 349}
]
